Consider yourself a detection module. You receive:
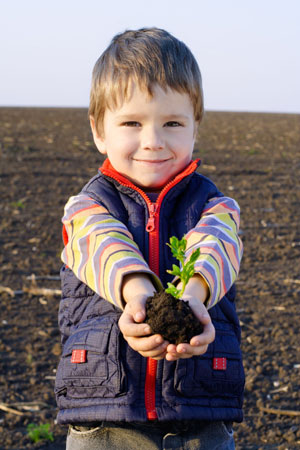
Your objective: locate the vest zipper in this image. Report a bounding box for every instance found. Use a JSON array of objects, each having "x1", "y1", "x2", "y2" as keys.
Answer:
[
  {"x1": 144, "y1": 202, "x2": 160, "y2": 420},
  {"x1": 146, "y1": 203, "x2": 158, "y2": 232}
]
